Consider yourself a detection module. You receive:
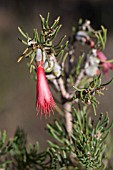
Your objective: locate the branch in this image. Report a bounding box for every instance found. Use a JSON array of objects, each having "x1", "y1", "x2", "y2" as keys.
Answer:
[
  {"x1": 57, "y1": 77, "x2": 73, "y2": 100},
  {"x1": 63, "y1": 102, "x2": 72, "y2": 134},
  {"x1": 74, "y1": 69, "x2": 85, "y2": 87}
]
